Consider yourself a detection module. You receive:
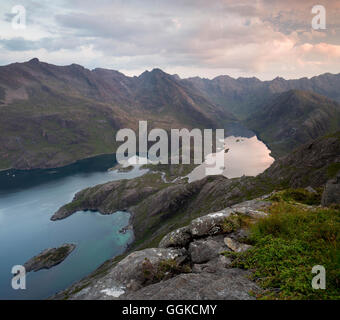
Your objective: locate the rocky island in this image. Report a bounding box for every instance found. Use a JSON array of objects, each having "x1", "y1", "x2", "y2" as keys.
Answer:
[{"x1": 24, "y1": 244, "x2": 76, "y2": 273}]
